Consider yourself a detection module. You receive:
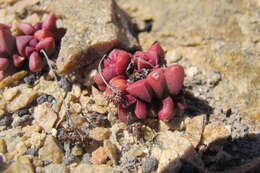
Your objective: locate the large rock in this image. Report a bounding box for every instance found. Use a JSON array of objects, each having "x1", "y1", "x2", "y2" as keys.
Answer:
[
  {"x1": 116, "y1": 0, "x2": 260, "y2": 134},
  {"x1": 39, "y1": 0, "x2": 139, "y2": 74}
]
